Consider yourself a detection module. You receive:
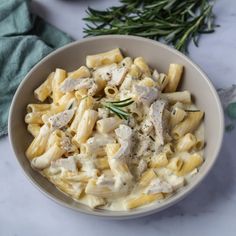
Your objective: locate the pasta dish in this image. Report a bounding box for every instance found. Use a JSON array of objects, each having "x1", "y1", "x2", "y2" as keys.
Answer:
[{"x1": 25, "y1": 48, "x2": 204, "y2": 210}]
